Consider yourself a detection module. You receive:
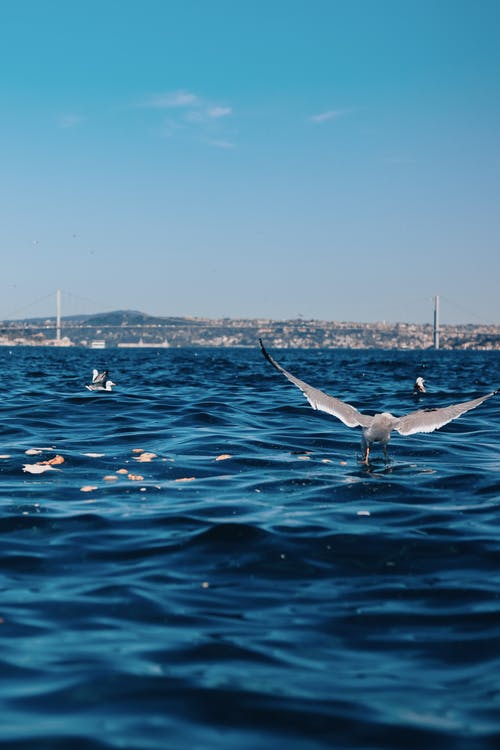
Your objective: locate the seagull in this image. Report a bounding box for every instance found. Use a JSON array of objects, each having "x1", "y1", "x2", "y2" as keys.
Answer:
[
  {"x1": 85, "y1": 369, "x2": 116, "y2": 392},
  {"x1": 259, "y1": 339, "x2": 498, "y2": 464},
  {"x1": 413, "y1": 376, "x2": 426, "y2": 394}
]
